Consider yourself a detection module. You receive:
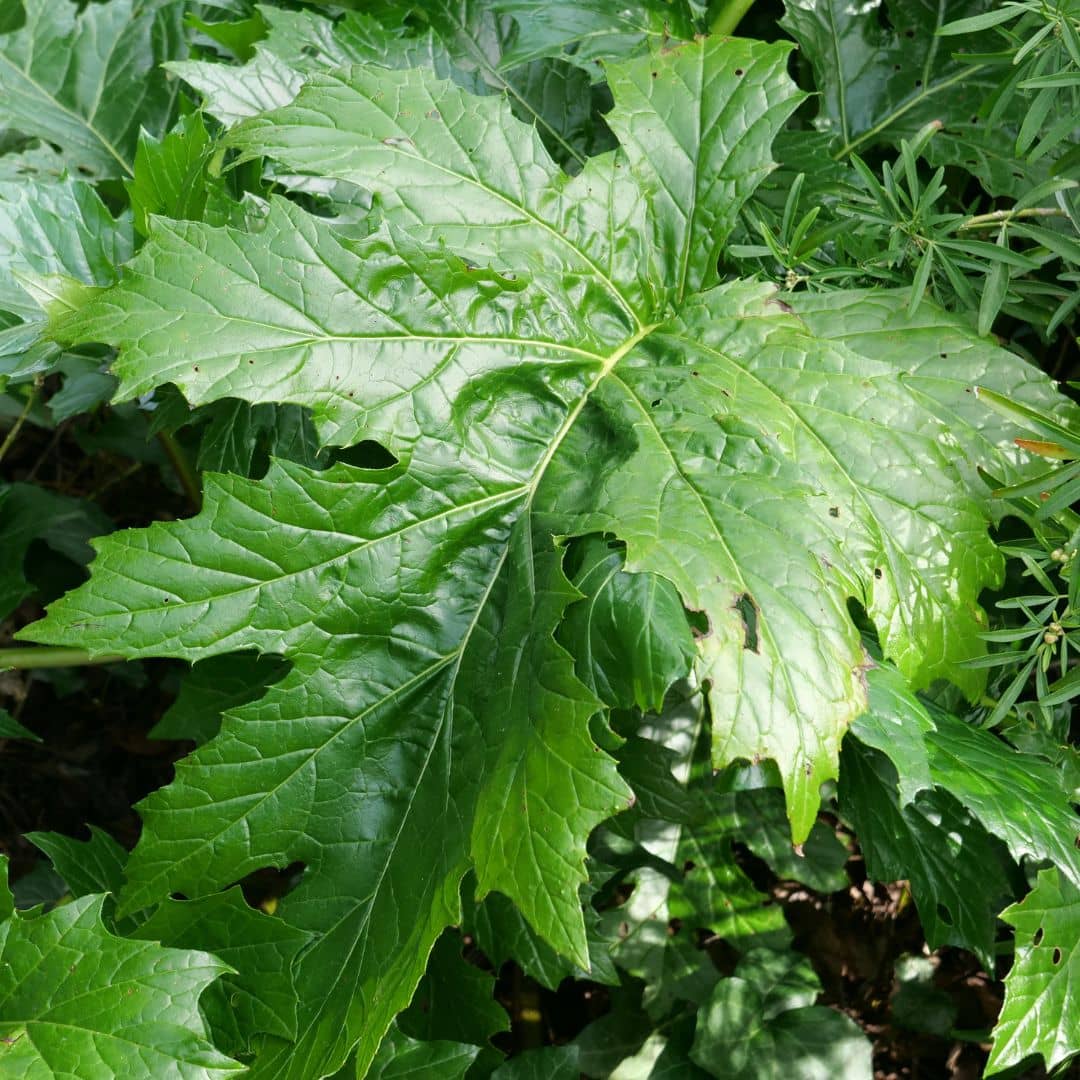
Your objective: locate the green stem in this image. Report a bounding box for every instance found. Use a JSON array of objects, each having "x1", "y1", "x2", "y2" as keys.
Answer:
[
  {"x1": 959, "y1": 206, "x2": 1067, "y2": 230},
  {"x1": 156, "y1": 429, "x2": 201, "y2": 511},
  {"x1": 0, "y1": 647, "x2": 124, "y2": 671},
  {"x1": 0, "y1": 383, "x2": 41, "y2": 467},
  {"x1": 709, "y1": 0, "x2": 755, "y2": 34}
]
